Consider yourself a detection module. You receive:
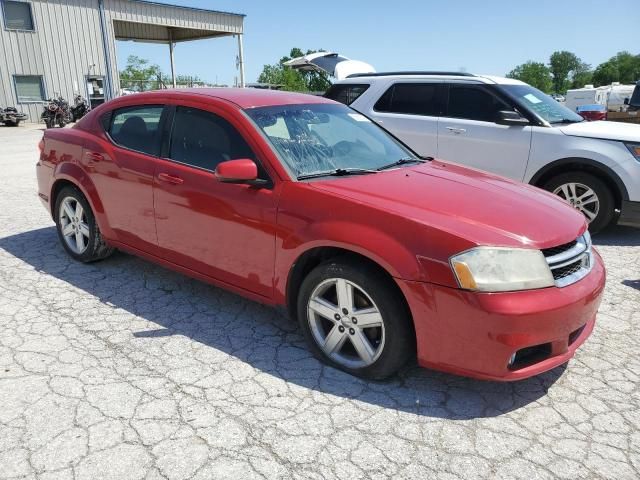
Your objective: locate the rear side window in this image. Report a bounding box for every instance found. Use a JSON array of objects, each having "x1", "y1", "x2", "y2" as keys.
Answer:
[
  {"x1": 324, "y1": 83, "x2": 370, "y2": 105},
  {"x1": 168, "y1": 106, "x2": 256, "y2": 172},
  {"x1": 108, "y1": 105, "x2": 164, "y2": 156},
  {"x1": 447, "y1": 85, "x2": 511, "y2": 122},
  {"x1": 374, "y1": 83, "x2": 442, "y2": 116}
]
